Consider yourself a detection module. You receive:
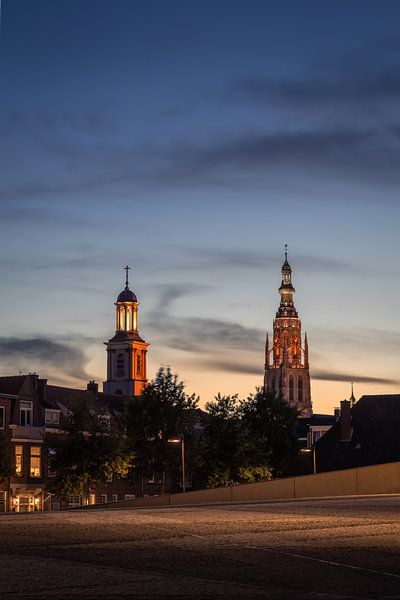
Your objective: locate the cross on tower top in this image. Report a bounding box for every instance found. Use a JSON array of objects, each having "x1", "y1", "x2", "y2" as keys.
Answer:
[{"x1": 124, "y1": 265, "x2": 130, "y2": 288}]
